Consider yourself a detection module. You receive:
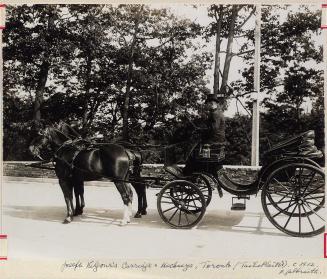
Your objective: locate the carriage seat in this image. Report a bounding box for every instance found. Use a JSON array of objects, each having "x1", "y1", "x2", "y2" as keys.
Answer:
[
  {"x1": 164, "y1": 164, "x2": 185, "y2": 179},
  {"x1": 263, "y1": 130, "x2": 323, "y2": 159}
]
